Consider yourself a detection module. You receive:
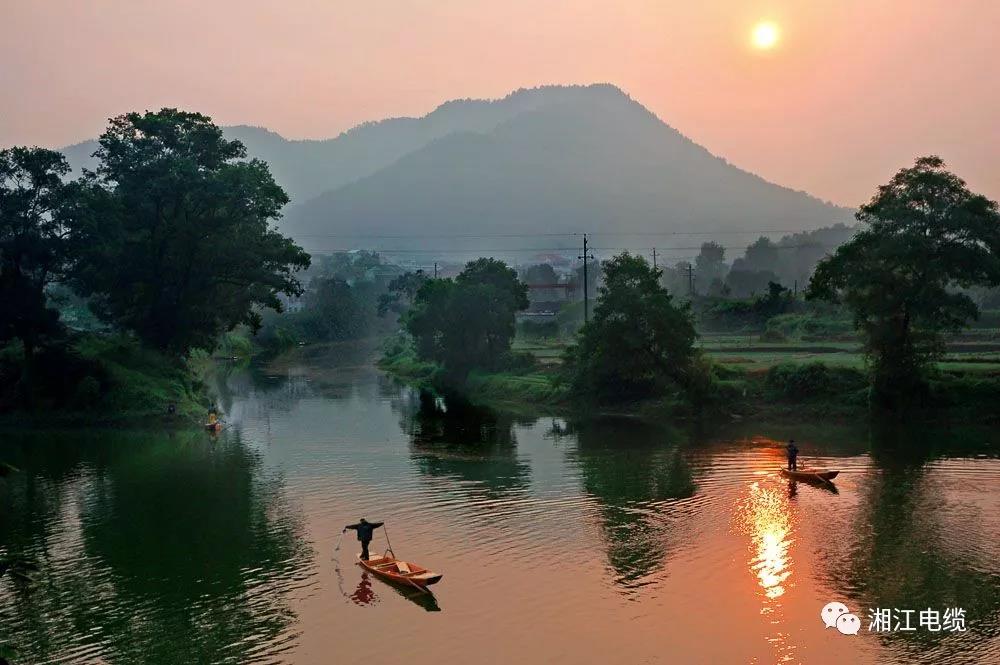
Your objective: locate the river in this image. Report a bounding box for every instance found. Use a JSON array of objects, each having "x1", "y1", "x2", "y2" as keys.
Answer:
[{"x1": 2, "y1": 343, "x2": 999, "y2": 664}]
